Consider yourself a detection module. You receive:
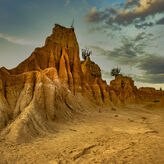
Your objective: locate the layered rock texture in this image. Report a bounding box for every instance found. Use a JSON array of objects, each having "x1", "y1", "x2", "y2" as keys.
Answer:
[
  {"x1": 109, "y1": 75, "x2": 137, "y2": 104},
  {"x1": 138, "y1": 87, "x2": 164, "y2": 102},
  {"x1": 81, "y1": 57, "x2": 111, "y2": 105},
  {"x1": 0, "y1": 24, "x2": 163, "y2": 142},
  {"x1": 109, "y1": 75, "x2": 164, "y2": 105}
]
